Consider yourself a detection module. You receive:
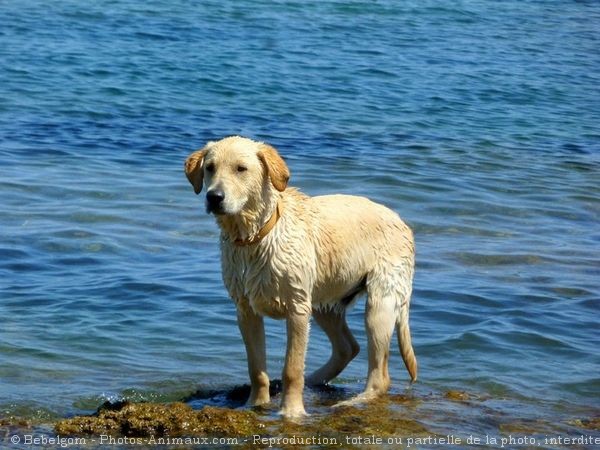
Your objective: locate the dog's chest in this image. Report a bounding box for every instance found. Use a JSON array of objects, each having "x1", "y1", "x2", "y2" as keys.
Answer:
[{"x1": 221, "y1": 244, "x2": 288, "y2": 319}]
